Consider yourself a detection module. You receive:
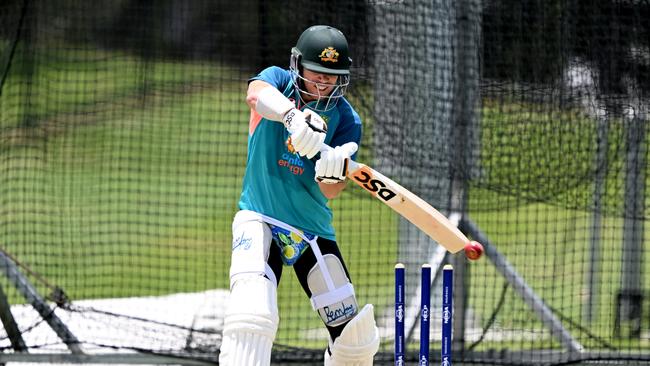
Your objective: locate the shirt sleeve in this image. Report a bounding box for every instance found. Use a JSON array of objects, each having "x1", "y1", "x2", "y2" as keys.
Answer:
[
  {"x1": 249, "y1": 66, "x2": 292, "y2": 91},
  {"x1": 329, "y1": 104, "x2": 362, "y2": 161}
]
